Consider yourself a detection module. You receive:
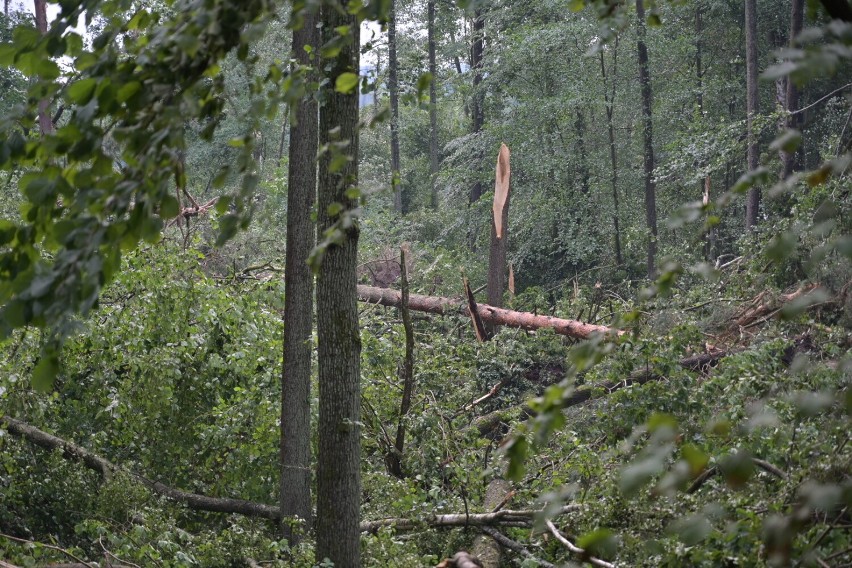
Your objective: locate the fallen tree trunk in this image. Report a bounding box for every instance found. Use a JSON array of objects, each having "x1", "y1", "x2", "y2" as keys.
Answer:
[
  {"x1": 358, "y1": 505, "x2": 578, "y2": 534},
  {"x1": 2, "y1": 416, "x2": 579, "y2": 531},
  {"x1": 357, "y1": 285, "x2": 621, "y2": 339},
  {"x1": 1, "y1": 416, "x2": 280, "y2": 520}
]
